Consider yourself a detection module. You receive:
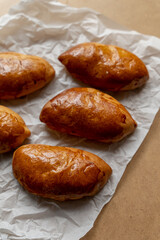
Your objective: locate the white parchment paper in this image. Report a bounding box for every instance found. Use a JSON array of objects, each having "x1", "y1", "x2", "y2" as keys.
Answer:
[{"x1": 0, "y1": 0, "x2": 160, "y2": 239}]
